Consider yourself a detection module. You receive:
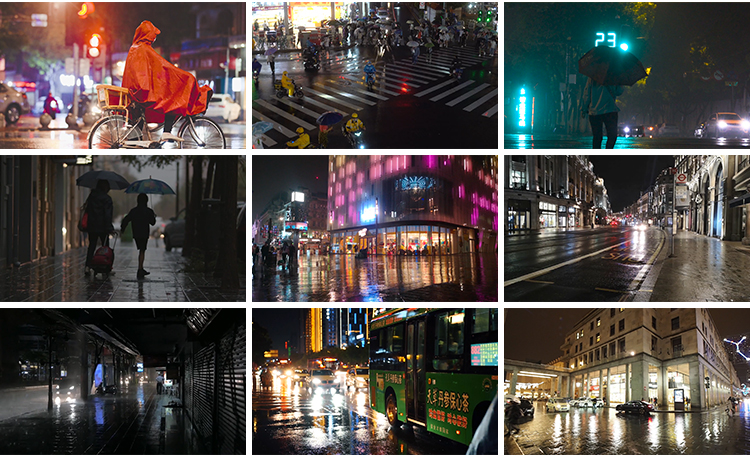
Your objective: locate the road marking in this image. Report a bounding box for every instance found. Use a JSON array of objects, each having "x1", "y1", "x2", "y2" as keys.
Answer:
[
  {"x1": 595, "y1": 287, "x2": 630, "y2": 294},
  {"x1": 525, "y1": 280, "x2": 554, "y2": 285},
  {"x1": 504, "y1": 240, "x2": 629, "y2": 287},
  {"x1": 626, "y1": 233, "x2": 665, "y2": 292}
]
